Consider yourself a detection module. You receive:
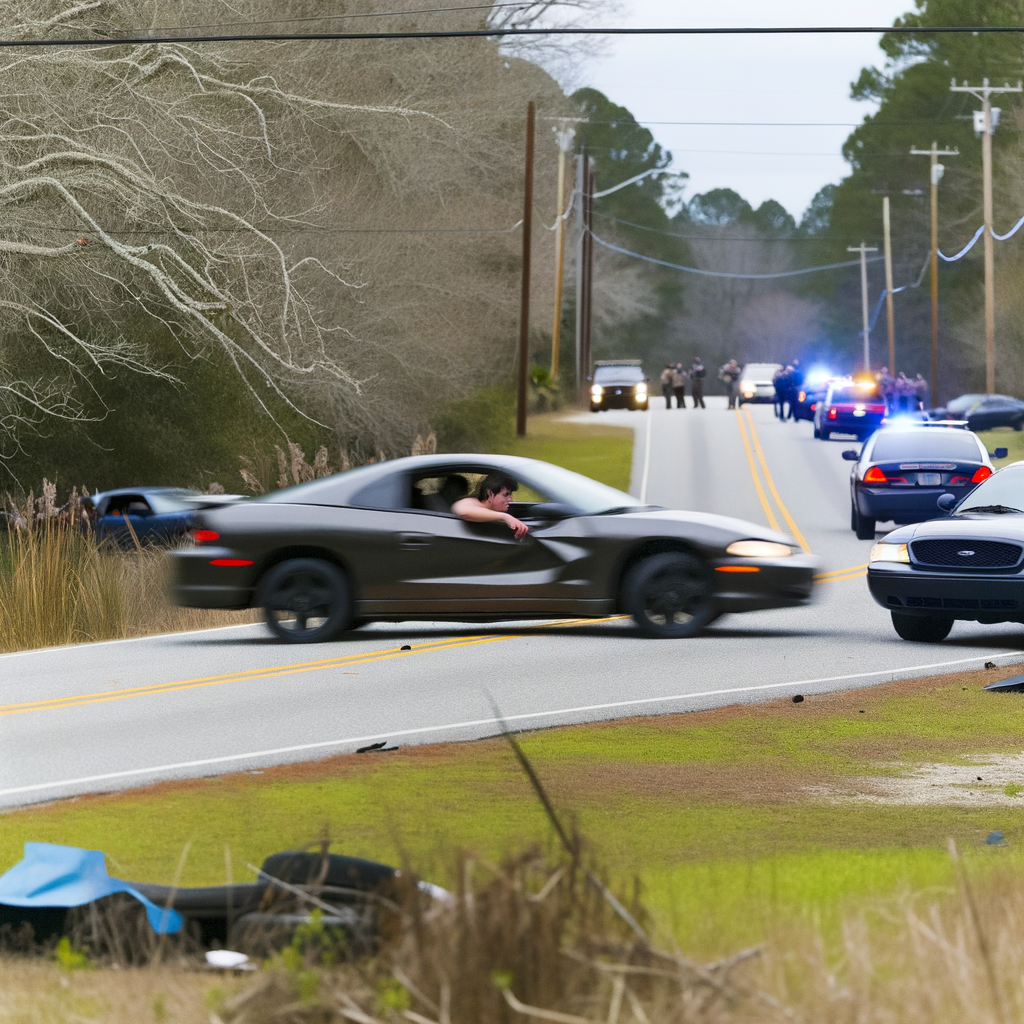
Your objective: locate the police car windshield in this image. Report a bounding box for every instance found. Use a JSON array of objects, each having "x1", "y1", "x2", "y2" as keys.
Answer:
[
  {"x1": 958, "y1": 465, "x2": 1024, "y2": 513},
  {"x1": 870, "y1": 431, "x2": 981, "y2": 462},
  {"x1": 594, "y1": 365, "x2": 643, "y2": 383},
  {"x1": 831, "y1": 385, "x2": 878, "y2": 403}
]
